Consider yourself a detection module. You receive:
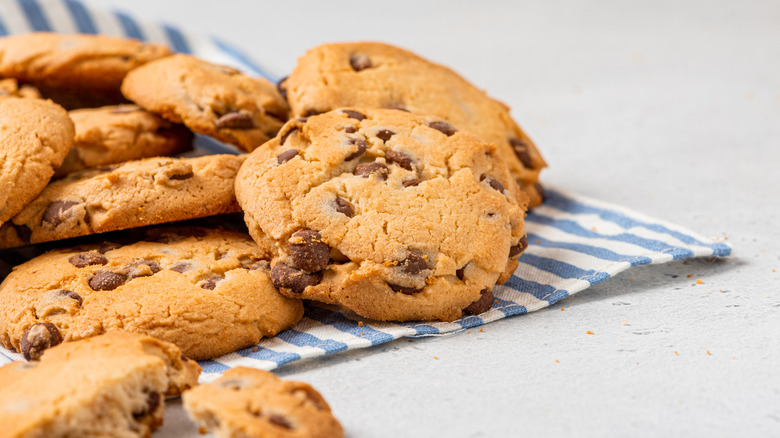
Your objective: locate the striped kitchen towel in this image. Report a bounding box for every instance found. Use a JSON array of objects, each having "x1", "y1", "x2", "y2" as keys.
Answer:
[{"x1": 0, "y1": 0, "x2": 731, "y2": 382}]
